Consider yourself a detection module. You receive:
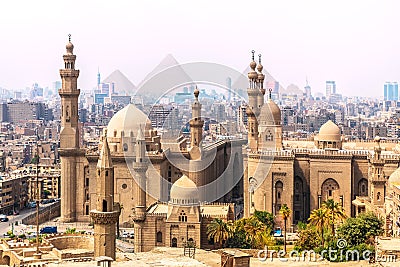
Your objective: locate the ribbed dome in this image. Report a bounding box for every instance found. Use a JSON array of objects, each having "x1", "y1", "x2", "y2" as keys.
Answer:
[
  {"x1": 259, "y1": 99, "x2": 281, "y2": 125},
  {"x1": 318, "y1": 120, "x2": 341, "y2": 141},
  {"x1": 170, "y1": 174, "x2": 200, "y2": 205},
  {"x1": 107, "y1": 104, "x2": 150, "y2": 138},
  {"x1": 389, "y1": 167, "x2": 400, "y2": 184}
]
